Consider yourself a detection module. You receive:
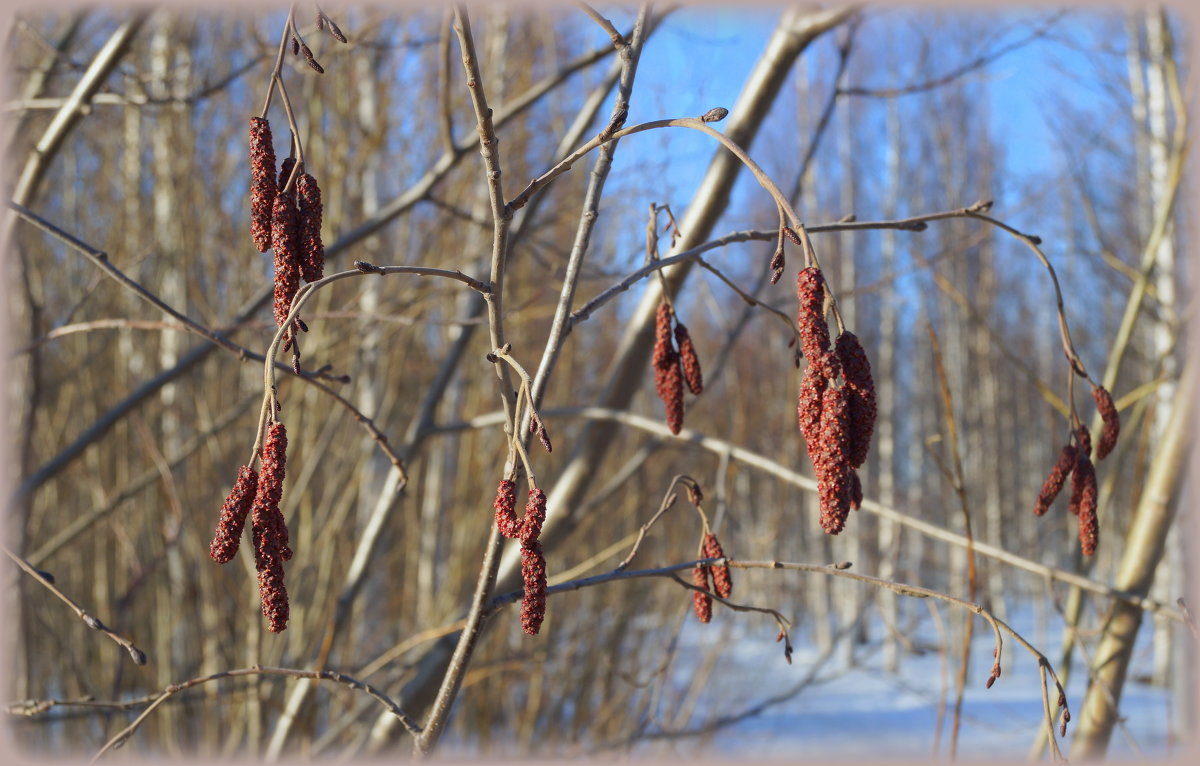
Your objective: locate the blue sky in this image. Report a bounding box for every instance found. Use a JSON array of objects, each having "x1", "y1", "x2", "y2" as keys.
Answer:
[{"x1": 597, "y1": 6, "x2": 1127, "y2": 211}]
